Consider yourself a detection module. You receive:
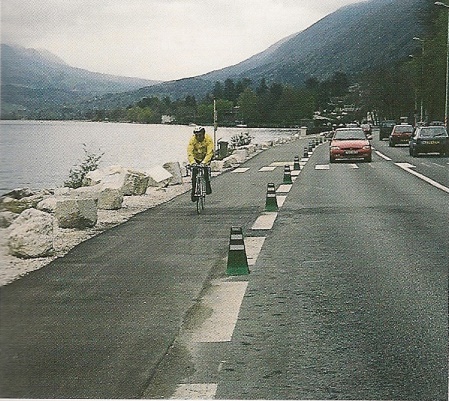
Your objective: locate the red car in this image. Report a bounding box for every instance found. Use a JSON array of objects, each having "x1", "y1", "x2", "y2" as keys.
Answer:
[
  {"x1": 389, "y1": 124, "x2": 414, "y2": 147},
  {"x1": 329, "y1": 128, "x2": 372, "y2": 163}
]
